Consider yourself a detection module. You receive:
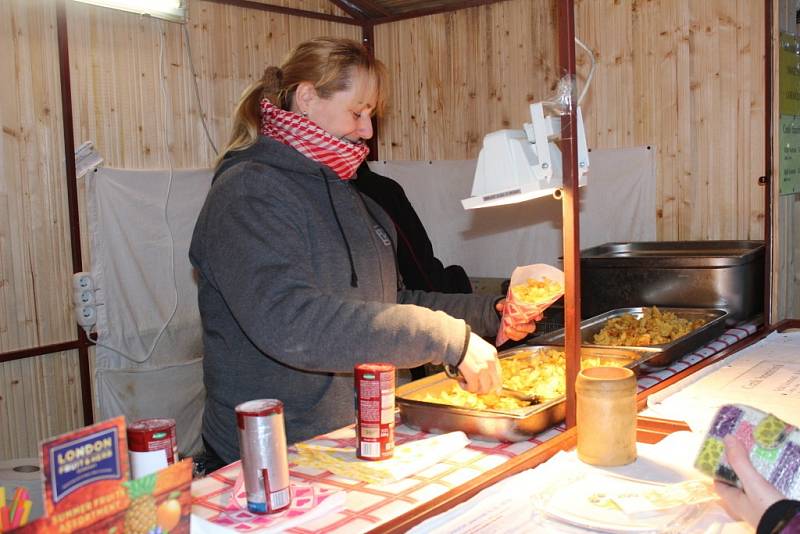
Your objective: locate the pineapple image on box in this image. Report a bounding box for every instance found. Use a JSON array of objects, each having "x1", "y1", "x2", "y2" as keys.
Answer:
[{"x1": 123, "y1": 475, "x2": 158, "y2": 534}]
